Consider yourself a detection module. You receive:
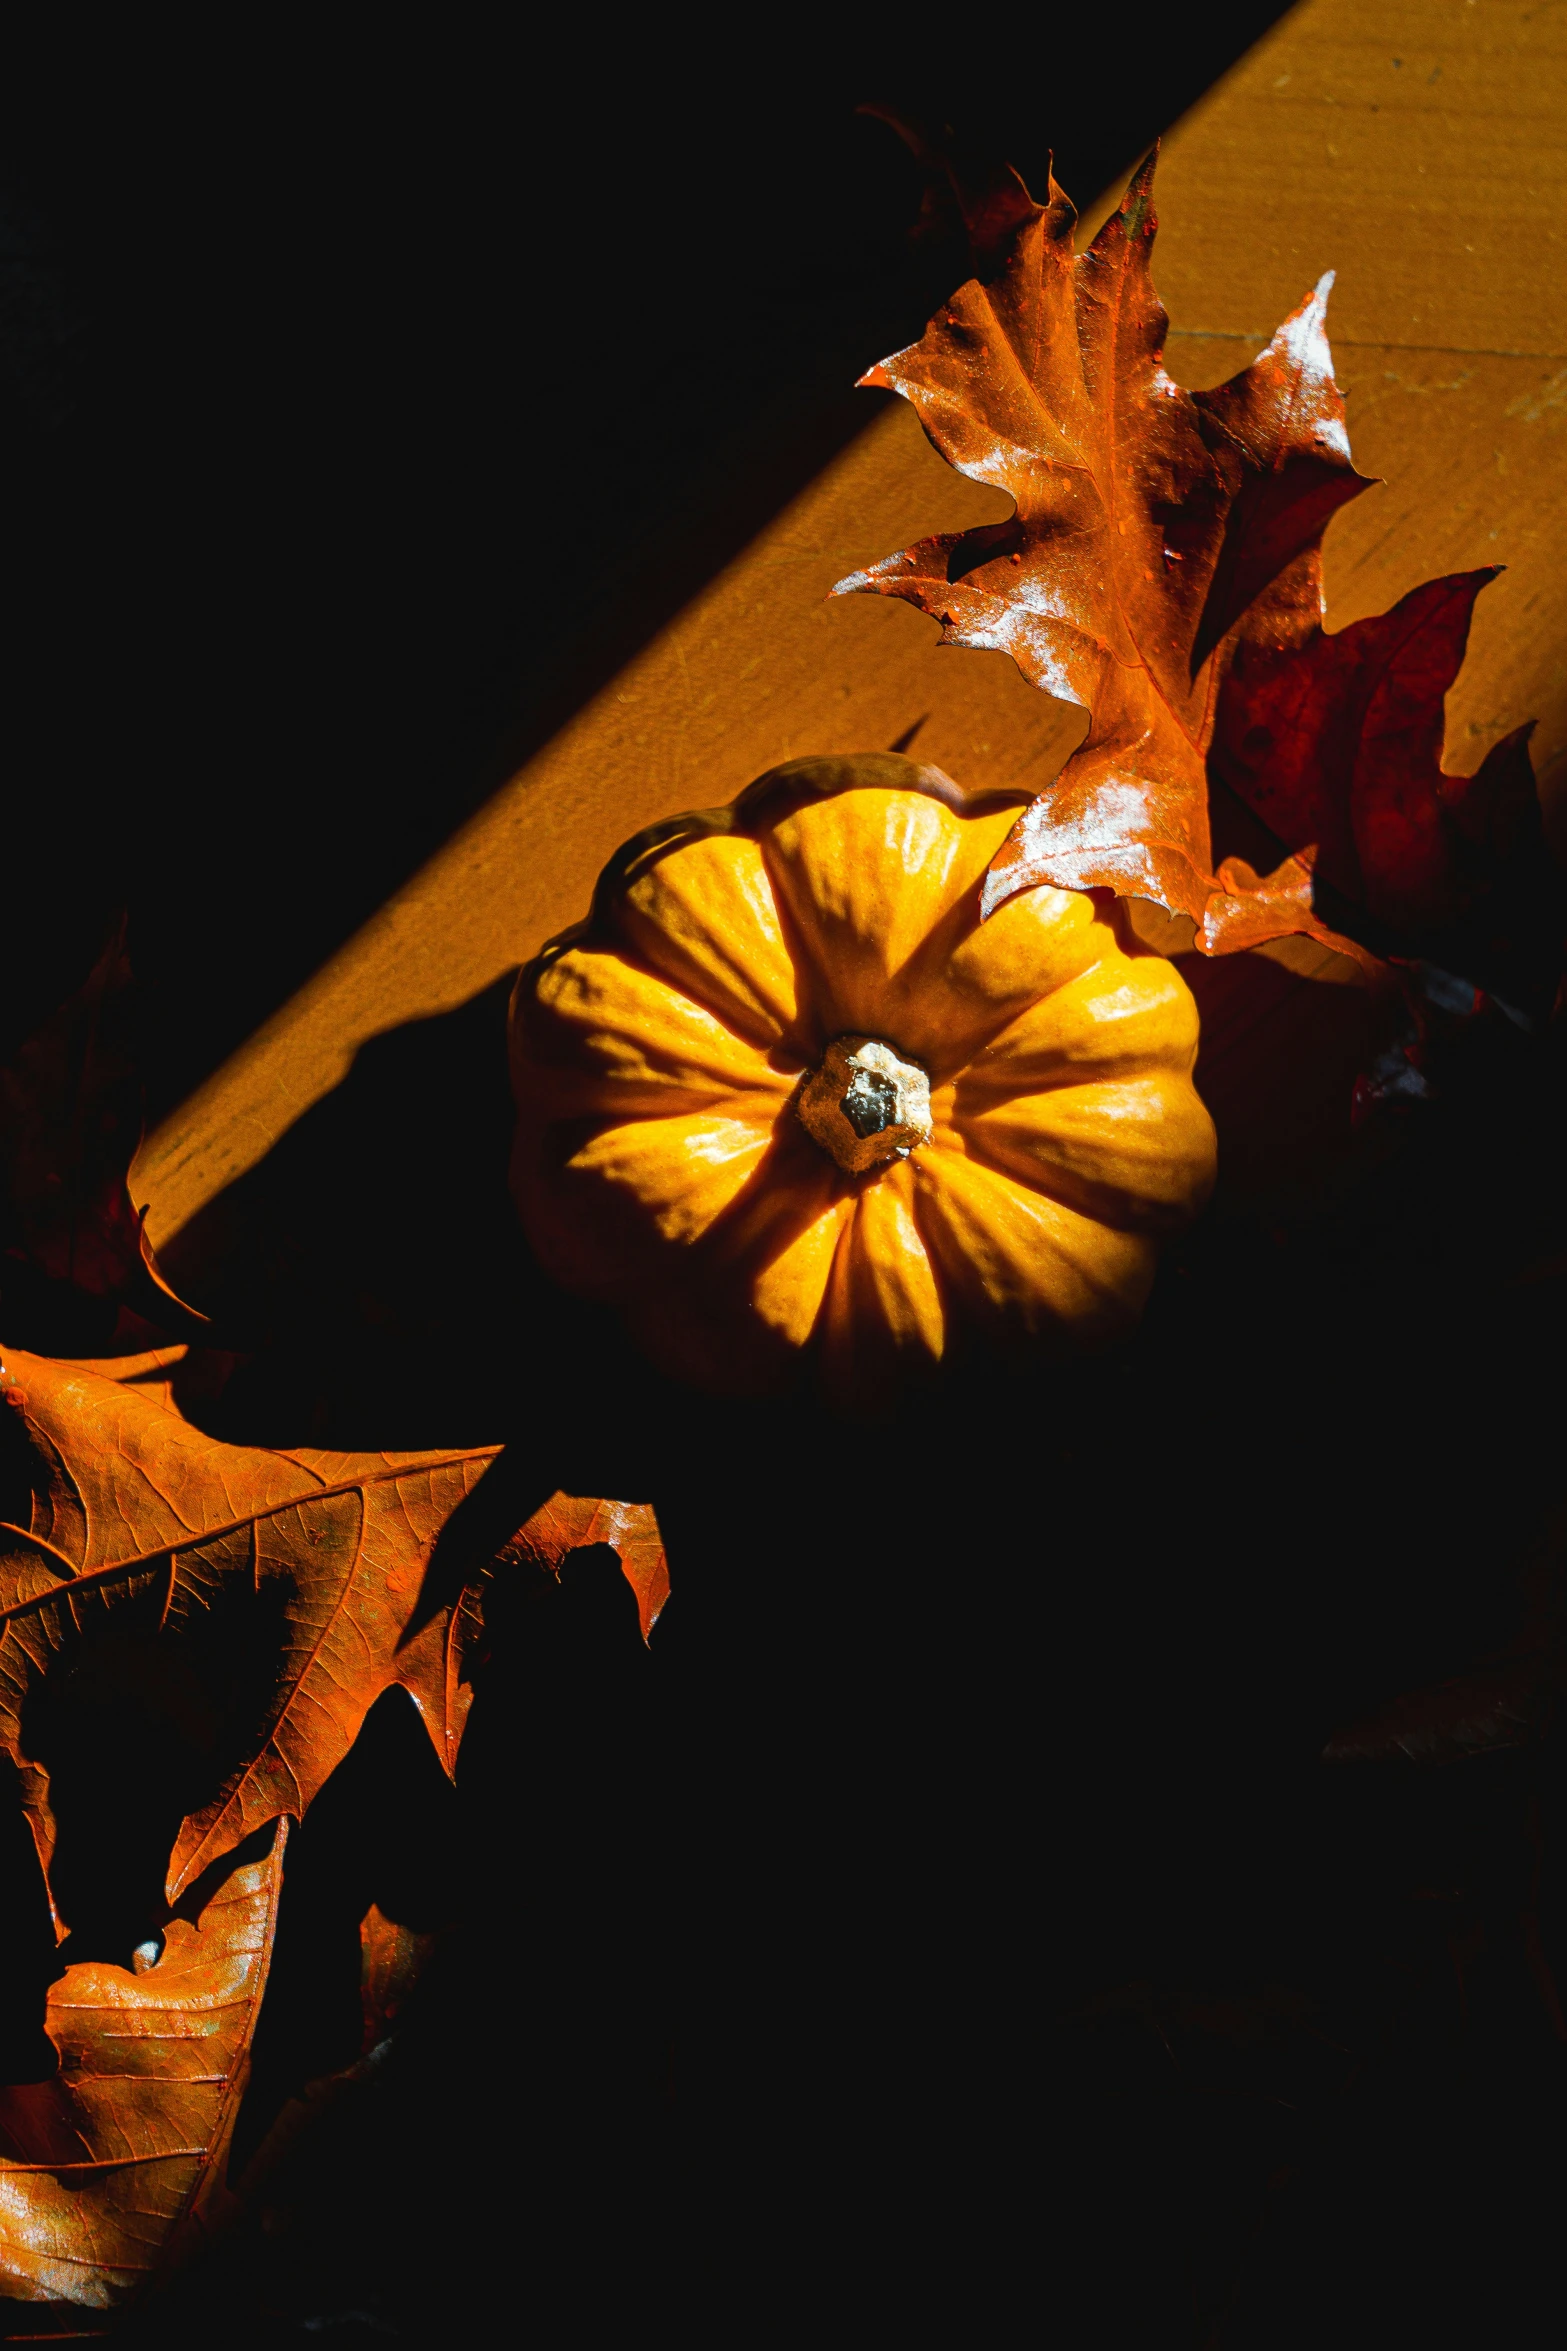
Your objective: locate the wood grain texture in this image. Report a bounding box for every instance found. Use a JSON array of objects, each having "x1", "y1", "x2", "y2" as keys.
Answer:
[
  {"x1": 133, "y1": 0, "x2": 1567, "y2": 1250},
  {"x1": 1153, "y1": 0, "x2": 1567, "y2": 834}
]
